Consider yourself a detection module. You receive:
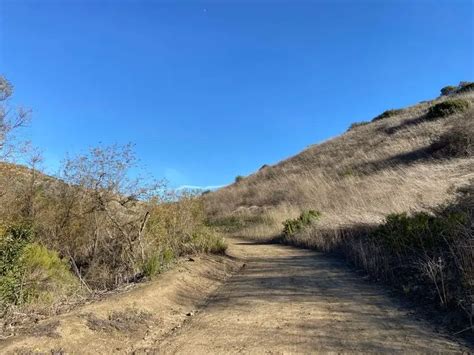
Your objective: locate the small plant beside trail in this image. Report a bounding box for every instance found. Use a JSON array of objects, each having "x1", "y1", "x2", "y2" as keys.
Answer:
[{"x1": 282, "y1": 210, "x2": 321, "y2": 237}]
